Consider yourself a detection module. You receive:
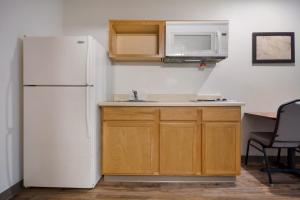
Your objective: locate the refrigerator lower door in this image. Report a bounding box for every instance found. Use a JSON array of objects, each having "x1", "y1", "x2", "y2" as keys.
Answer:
[
  {"x1": 23, "y1": 36, "x2": 90, "y2": 86},
  {"x1": 24, "y1": 86, "x2": 96, "y2": 188}
]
